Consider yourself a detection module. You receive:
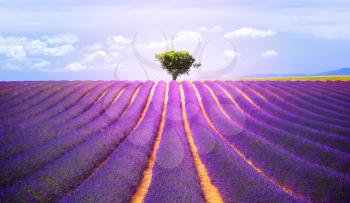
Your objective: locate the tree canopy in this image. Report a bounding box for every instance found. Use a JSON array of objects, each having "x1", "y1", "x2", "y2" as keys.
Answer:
[{"x1": 156, "y1": 50, "x2": 201, "y2": 80}]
